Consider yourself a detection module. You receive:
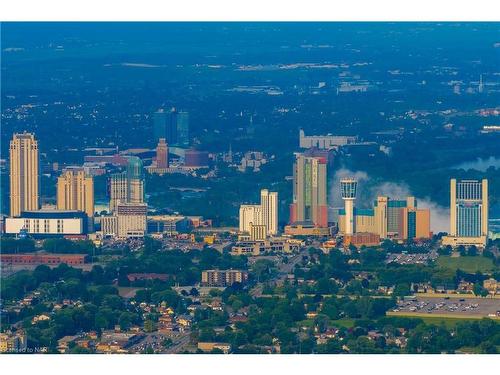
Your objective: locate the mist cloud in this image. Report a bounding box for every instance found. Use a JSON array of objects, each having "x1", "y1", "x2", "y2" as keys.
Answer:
[{"x1": 330, "y1": 168, "x2": 450, "y2": 233}]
